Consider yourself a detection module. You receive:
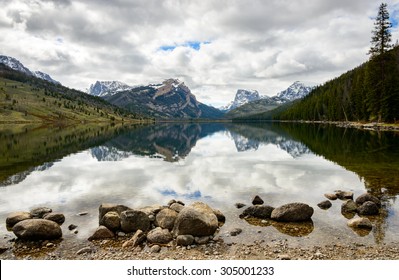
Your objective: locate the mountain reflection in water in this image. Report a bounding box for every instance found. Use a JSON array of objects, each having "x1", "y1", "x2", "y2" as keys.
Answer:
[{"x1": 0, "y1": 122, "x2": 398, "y2": 245}]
